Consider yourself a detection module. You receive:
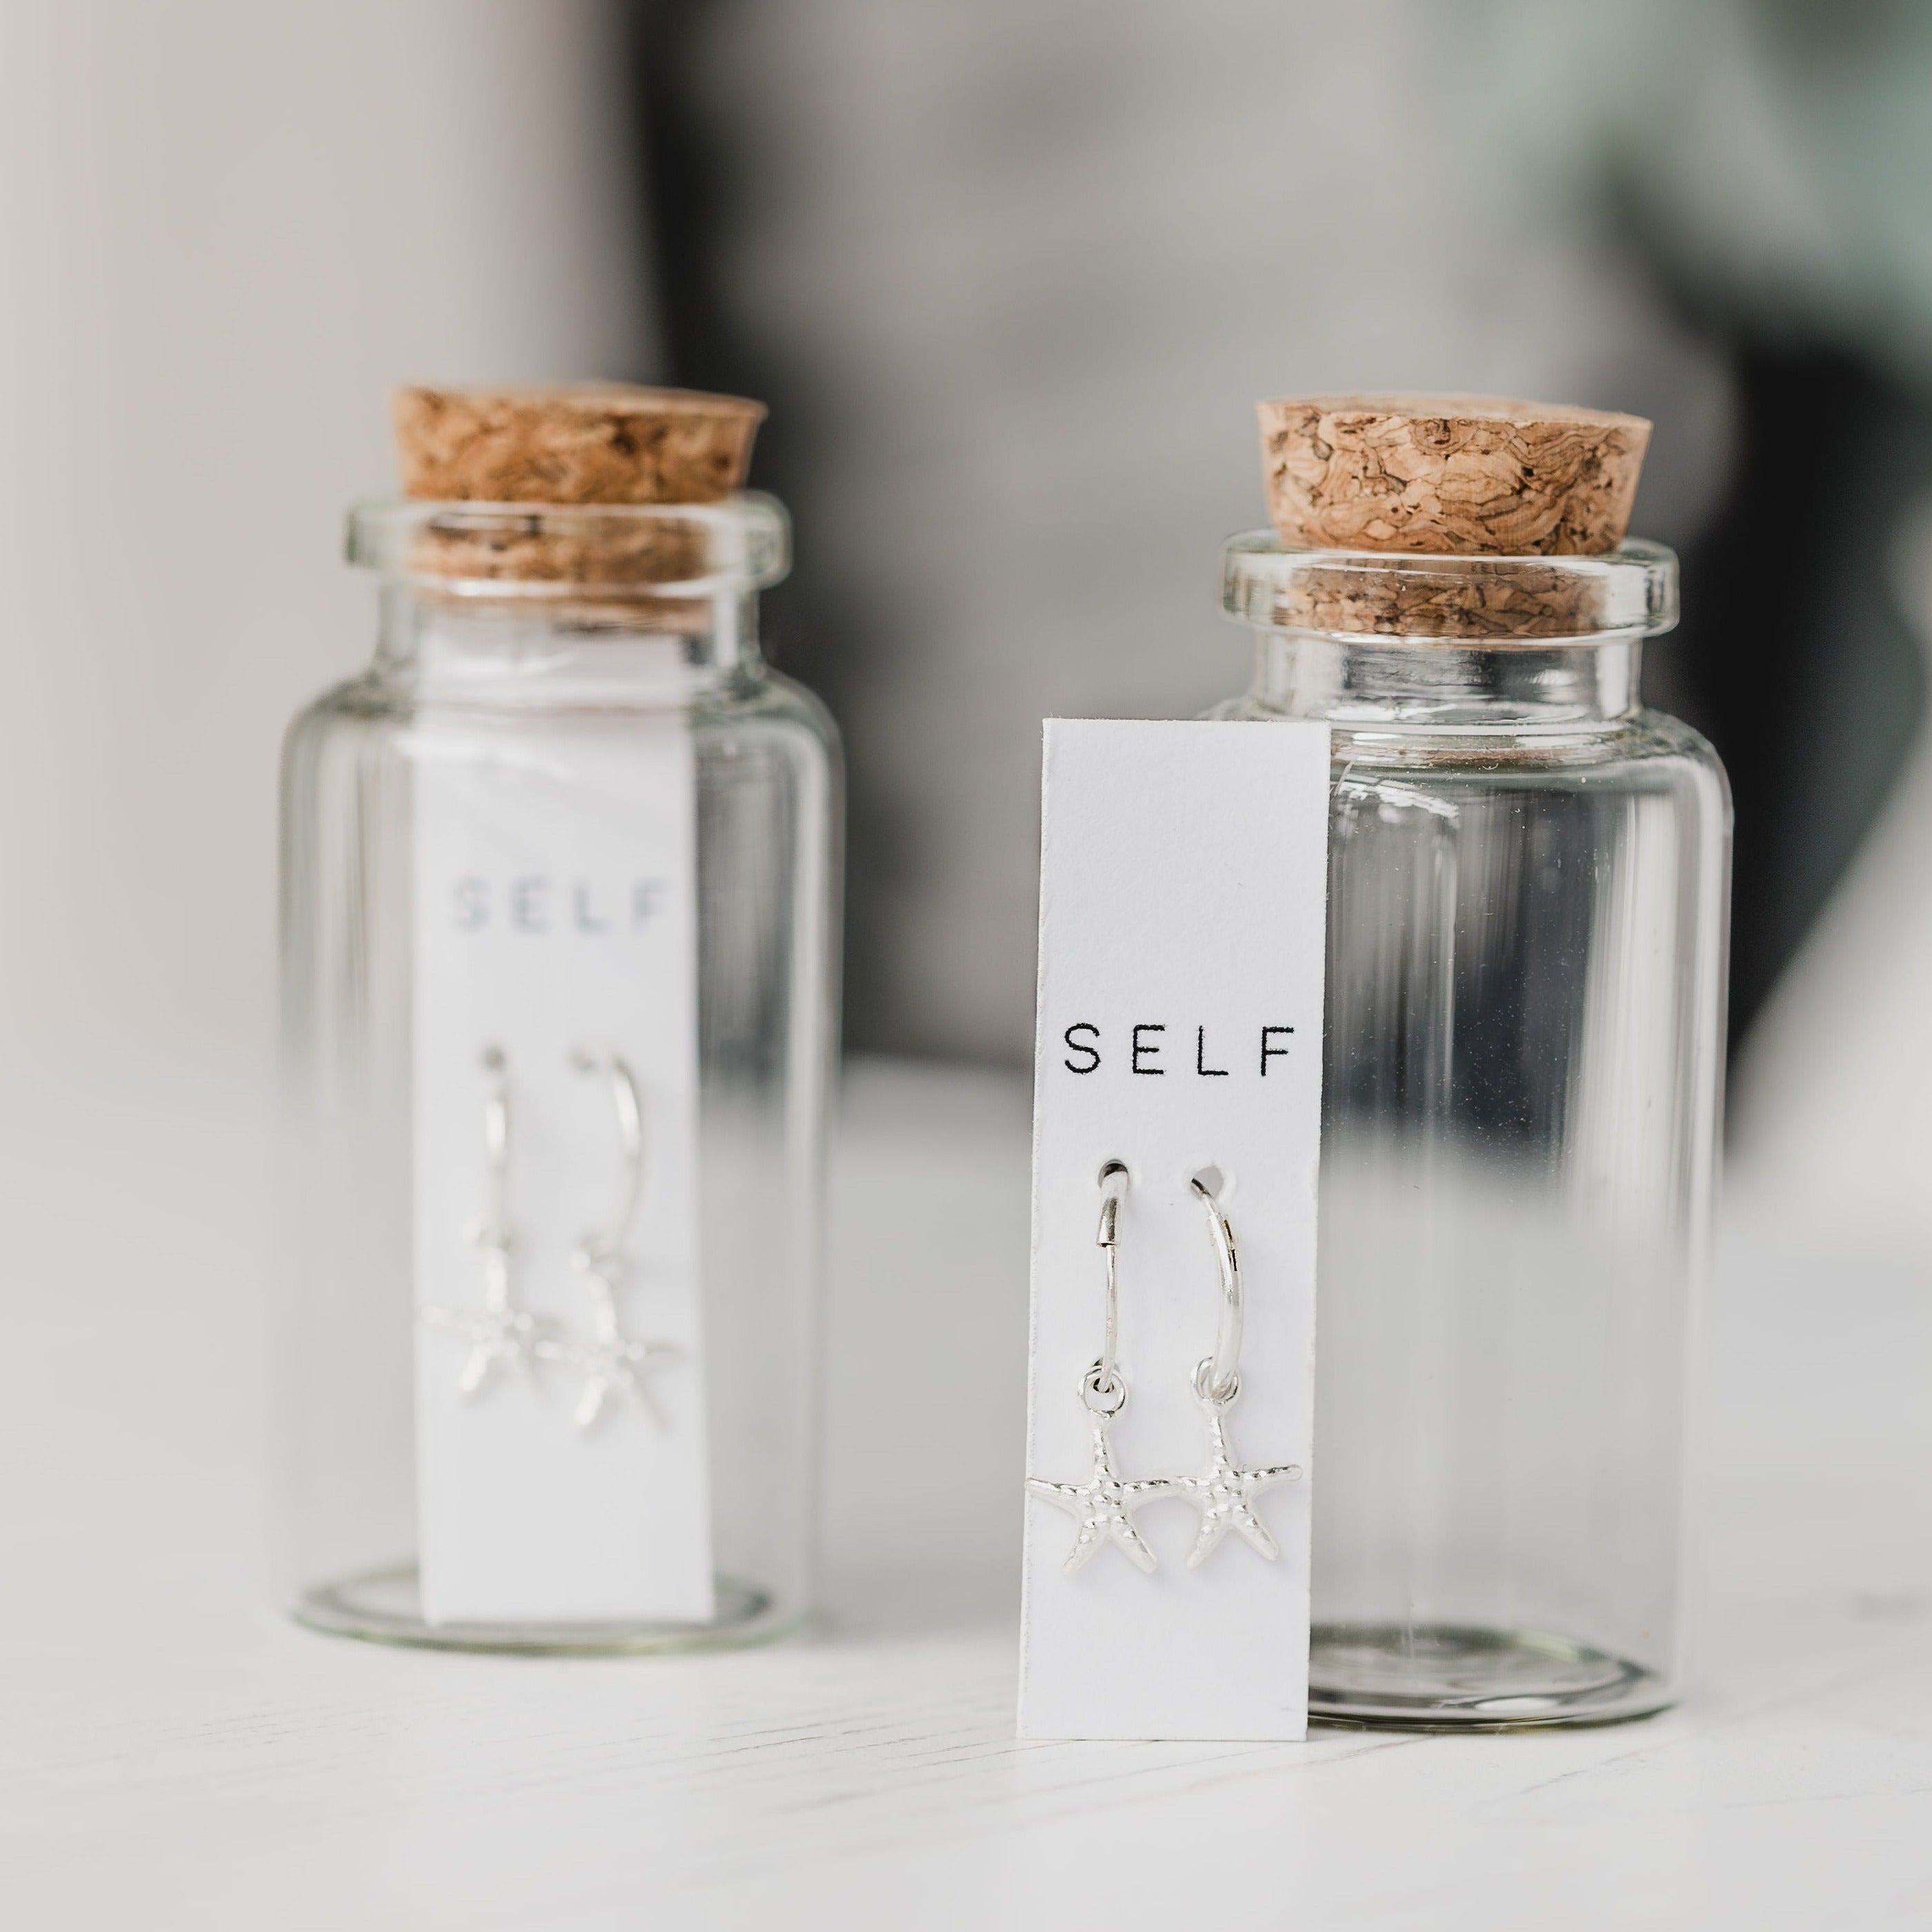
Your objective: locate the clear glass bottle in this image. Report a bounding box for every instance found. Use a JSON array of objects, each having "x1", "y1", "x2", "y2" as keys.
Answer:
[
  {"x1": 1216, "y1": 536, "x2": 1727, "y2": 1725},
  {"x1": 277, "y1": 493, "x2": 840, "y2": 1651}
]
